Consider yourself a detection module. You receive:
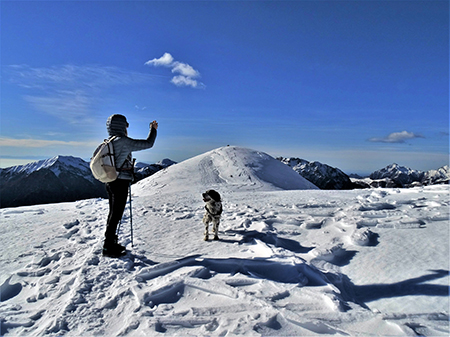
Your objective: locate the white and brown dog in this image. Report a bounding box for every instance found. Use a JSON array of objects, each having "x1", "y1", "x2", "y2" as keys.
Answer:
[{"x1": 202, "y1": 190, "x2": 222, "y2": 241}]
